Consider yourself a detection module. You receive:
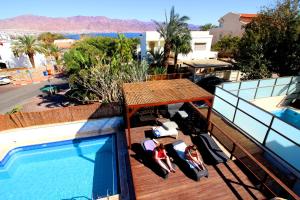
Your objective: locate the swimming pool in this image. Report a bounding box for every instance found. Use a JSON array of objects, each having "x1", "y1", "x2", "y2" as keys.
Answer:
[
  {"x1": 272, "y1": 108, "x2": 300, "y2": 129},
  {"x1": 0, "y1": 135, "x2": 118, "y2": 200}
]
